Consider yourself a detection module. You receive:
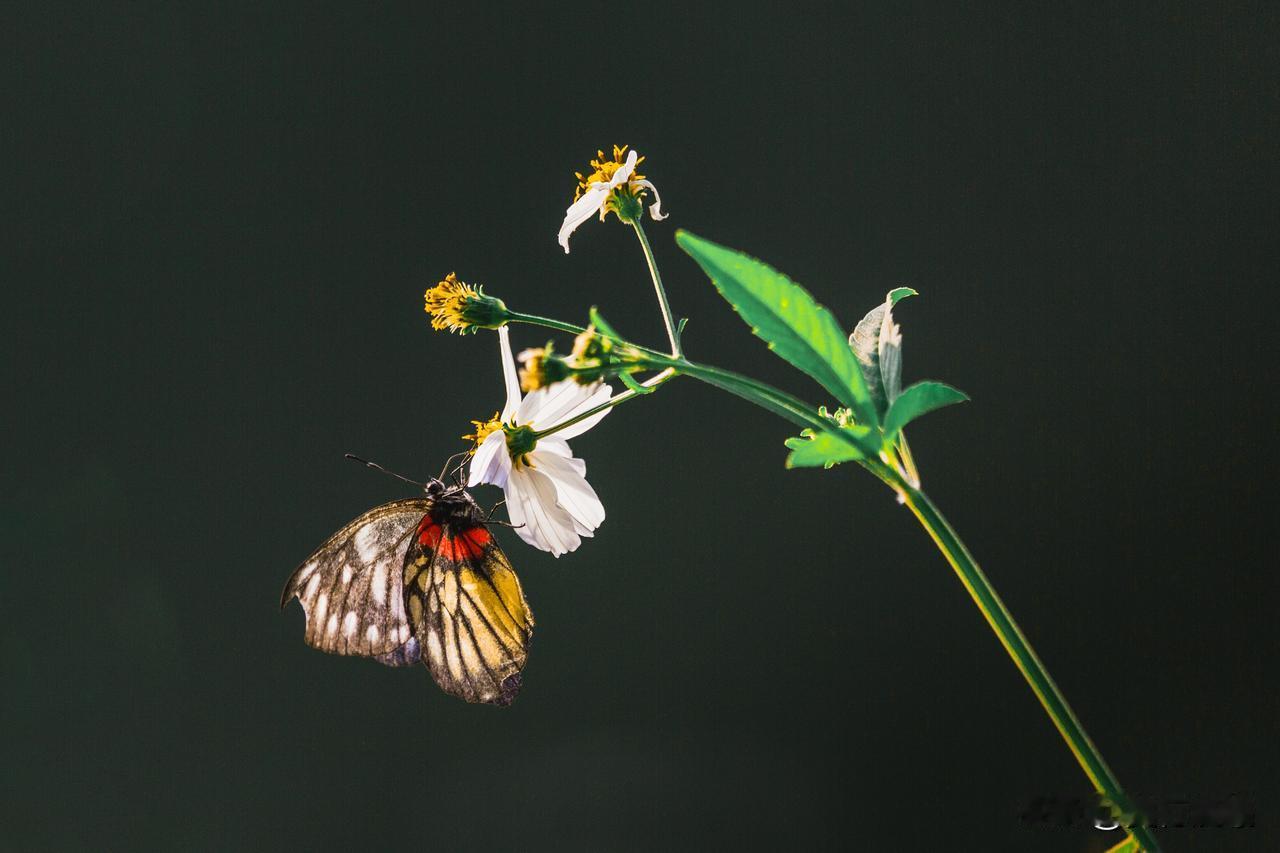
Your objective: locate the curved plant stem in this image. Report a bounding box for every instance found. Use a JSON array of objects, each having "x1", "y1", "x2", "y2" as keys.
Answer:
[
  {"x1": 900, "y1": 486, "x2": 1160, "y2": 852},
  {"x1": 506, "y1": 307, "x2": 1156, "y2": 850}
]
